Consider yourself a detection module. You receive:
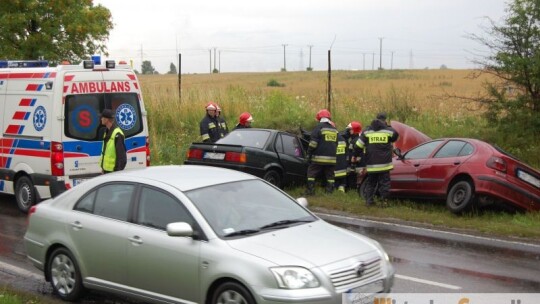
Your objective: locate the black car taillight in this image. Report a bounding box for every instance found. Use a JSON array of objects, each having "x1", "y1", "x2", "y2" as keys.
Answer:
[
  {"x1": 187, "y1": 149, "x2": 203, "y2": 159},
  {"x1": 486, "y1": 156, "x2": 507, "y2": 173},
  {"x1": 225, "y1": 152, "x2": 246, "y2": 163}
]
